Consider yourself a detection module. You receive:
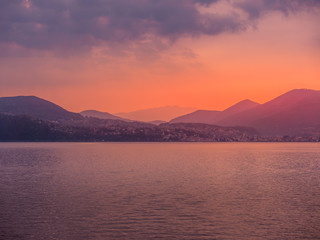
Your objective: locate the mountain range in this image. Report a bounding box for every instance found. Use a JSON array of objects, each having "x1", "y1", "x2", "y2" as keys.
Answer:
[
  {"x1": 0, "y1": 97, "x2": 257, "y2": 141},
  {"x1": 171, "y1": 89, "x2": 320, "y2": 136},
  {"x1": 0, "y1": 89, "x2": 319, "y2": 138},
  {"x1": 217, "y1": 89, "x2": 320, "y2": 136}
]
